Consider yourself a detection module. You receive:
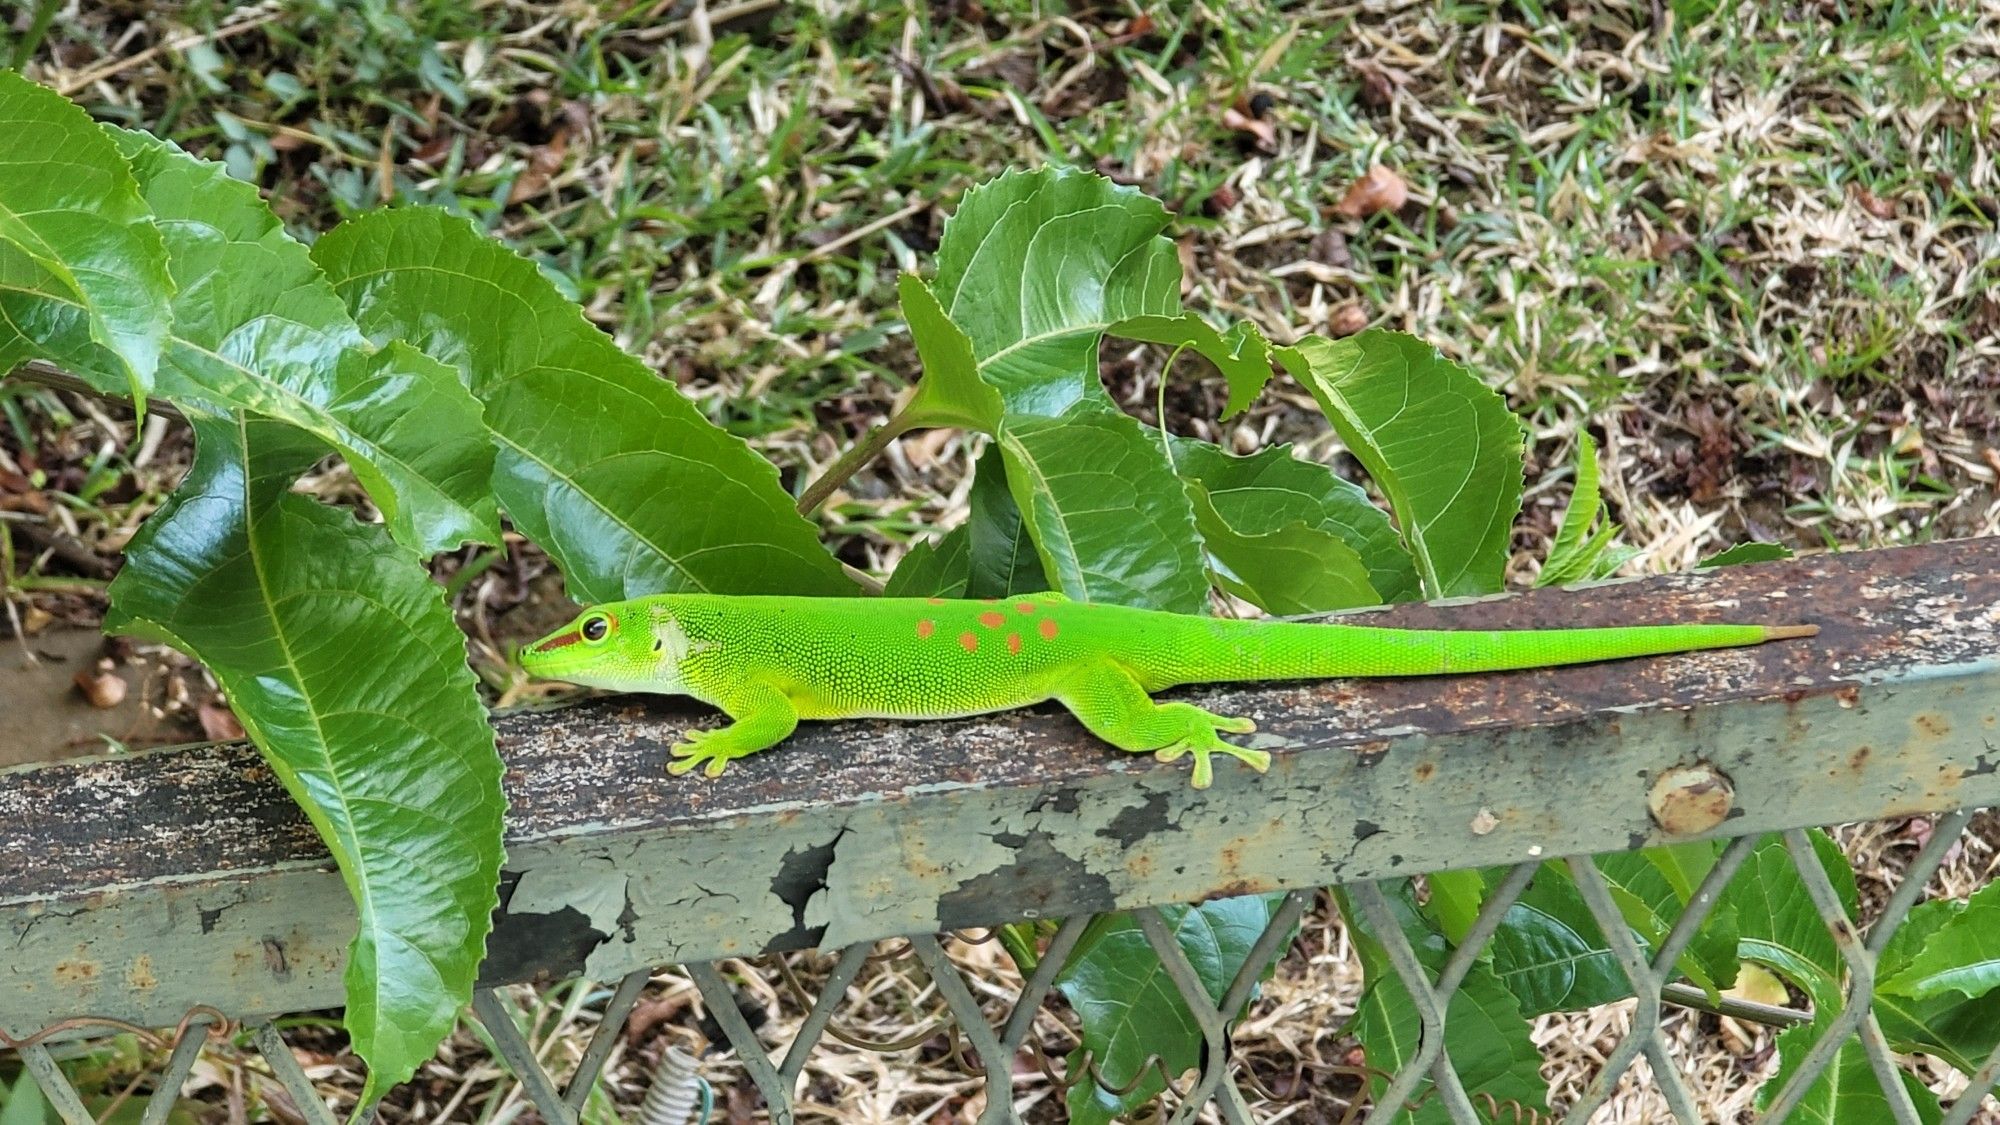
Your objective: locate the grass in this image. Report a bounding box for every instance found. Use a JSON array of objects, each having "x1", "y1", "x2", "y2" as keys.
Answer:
[{"x1": 5, "y1": 0, "x2": 2000, "y2": 1120}]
